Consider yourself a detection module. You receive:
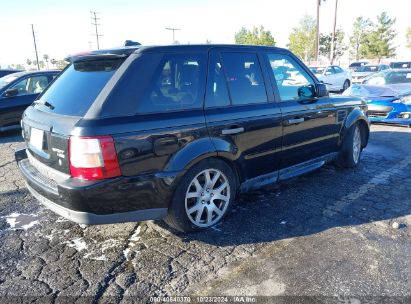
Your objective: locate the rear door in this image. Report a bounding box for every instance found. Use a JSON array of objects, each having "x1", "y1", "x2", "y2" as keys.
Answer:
[
  {"x1": 265, "y1": 52, "x2": 341, "y2": 169},
  {"x1": 0, "y1": 74, "x2": 53, "y2": 128},
  {"x1": 204, "y1": 49, "x2": 282, "y2": 180}
]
